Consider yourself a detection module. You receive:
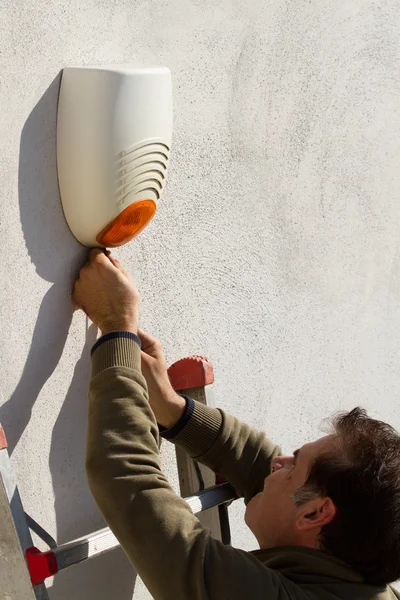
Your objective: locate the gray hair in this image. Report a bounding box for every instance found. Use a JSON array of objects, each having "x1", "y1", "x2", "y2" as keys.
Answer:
[{"x1": 291, "y1": 482, "x2": 321, "y2": 506}]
